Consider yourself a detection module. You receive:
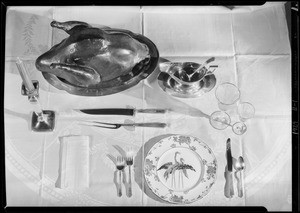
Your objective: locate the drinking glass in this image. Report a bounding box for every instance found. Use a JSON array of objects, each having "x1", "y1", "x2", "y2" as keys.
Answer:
[
  {"x1": 237, "y1": 102, "x2": 255, "y2": 122},
  {"x1": 215, "y1": 82, "x2": 240, "y2": 111}
]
